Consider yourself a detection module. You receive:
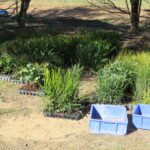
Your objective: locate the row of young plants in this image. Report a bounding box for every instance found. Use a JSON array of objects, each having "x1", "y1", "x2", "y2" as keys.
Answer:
[
  {"x1": 37, "y1": 52, "x2": 149, "y2": 117},
  {"x1": 0, "y1": 30, "x2": 120, "y2": 75},
  {"x1": 0, "y1": 52, "x2": 149, "y2": 117}
]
